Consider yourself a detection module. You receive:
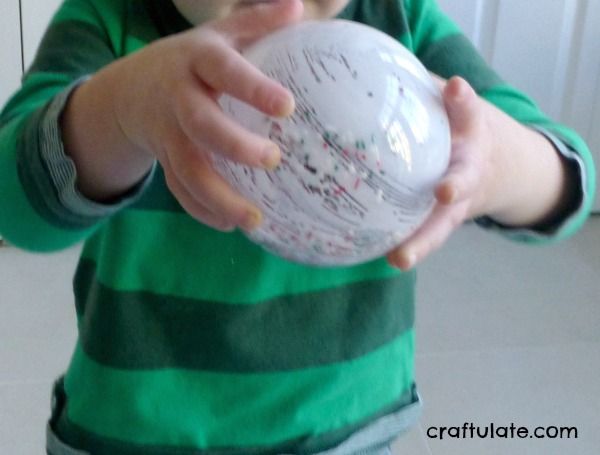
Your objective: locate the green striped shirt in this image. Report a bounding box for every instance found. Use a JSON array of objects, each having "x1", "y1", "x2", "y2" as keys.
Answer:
[{"x1": 0, "y1": 0, "x2": 595, "y2": 454}]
